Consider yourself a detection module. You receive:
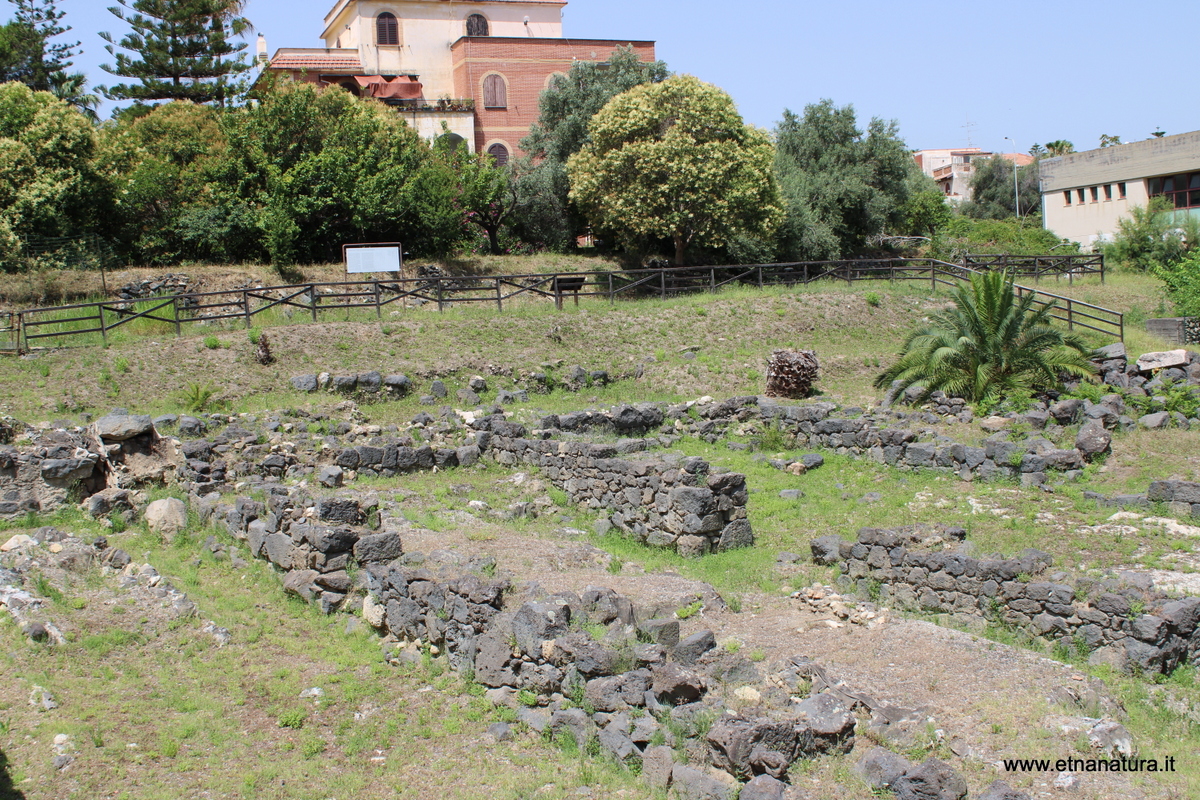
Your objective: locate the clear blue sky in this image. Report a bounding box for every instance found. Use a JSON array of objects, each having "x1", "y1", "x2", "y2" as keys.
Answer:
[{"x1": 55, "y1": 0, "x2": 1199, "y2": 154}]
